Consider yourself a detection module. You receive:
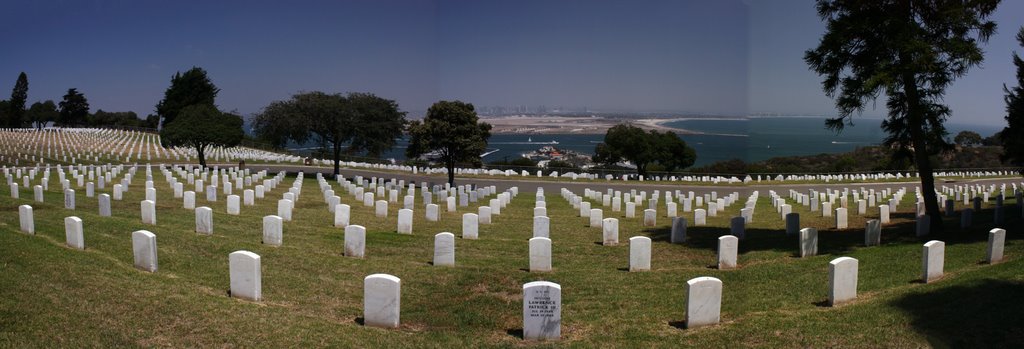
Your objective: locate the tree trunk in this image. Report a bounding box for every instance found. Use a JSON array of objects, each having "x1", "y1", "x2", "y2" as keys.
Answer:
[
  {"x1": 446, "y1": 159, "x2": 456, "y2": 187},
  {"x1": 903, "y1": 72, "x2": 943, "y2": 232},
  {"x1": 333, "y1": 142, "x2": 342, "y2": 177},
  {"x1": 197, "y1": 144, "x2": 207, "y2": 169}
]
